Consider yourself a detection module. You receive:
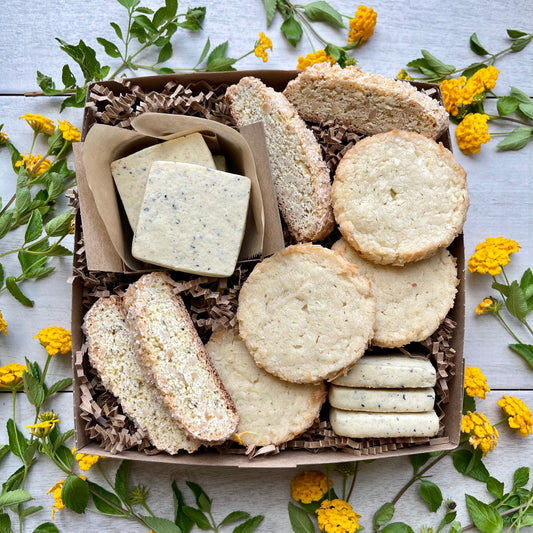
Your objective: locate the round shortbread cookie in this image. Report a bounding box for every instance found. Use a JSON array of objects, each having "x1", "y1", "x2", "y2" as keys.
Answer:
[
  {"x1": 206, "y1": 329, "x2": 326, "y2": 447},
  {"x1": 237, "y1": 243, "x2": 376, "y2": 383},
  {"x1": 331, "y1": 130, "x2": 468, "y2": 266},
  {"x1": 332, "y1": 238, "x2": 458, "y2": 347}
]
